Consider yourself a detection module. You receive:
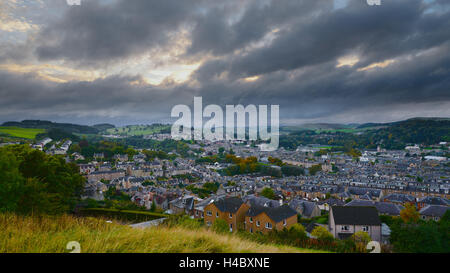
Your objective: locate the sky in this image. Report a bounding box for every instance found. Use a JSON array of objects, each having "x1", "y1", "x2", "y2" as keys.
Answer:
[{"x1": 0, "y1": 0, "x2": 449, "y2": 126}]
